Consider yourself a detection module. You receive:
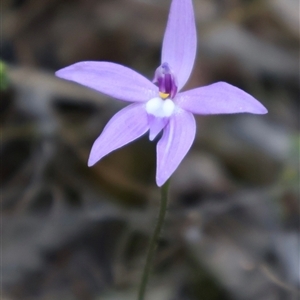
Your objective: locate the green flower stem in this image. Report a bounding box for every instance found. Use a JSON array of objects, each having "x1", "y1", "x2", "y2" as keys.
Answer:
[{"x1": 137, "y1": 179, "x2": 170, "y2": 300}]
